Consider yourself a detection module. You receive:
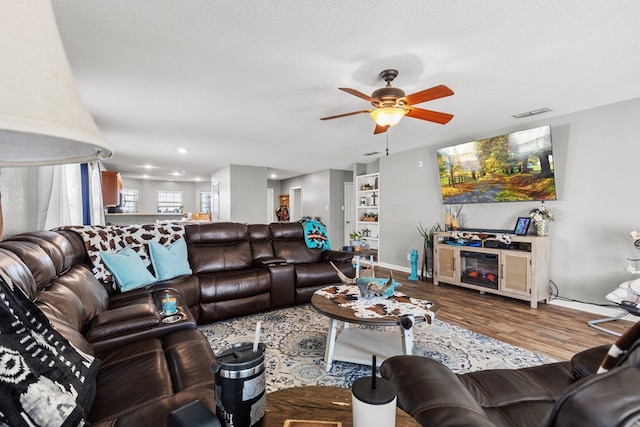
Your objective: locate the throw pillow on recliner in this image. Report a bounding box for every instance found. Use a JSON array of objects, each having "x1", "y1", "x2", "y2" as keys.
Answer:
[
  {"x1": 598, "y1": 321, "x2": 640, "y2": 373},
  {"x1": 100, "y1": 247, "x2": 157, "y2": 292},
  {"x1": 148, "y1": 238, "x2": 192, "y2": 281}
]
